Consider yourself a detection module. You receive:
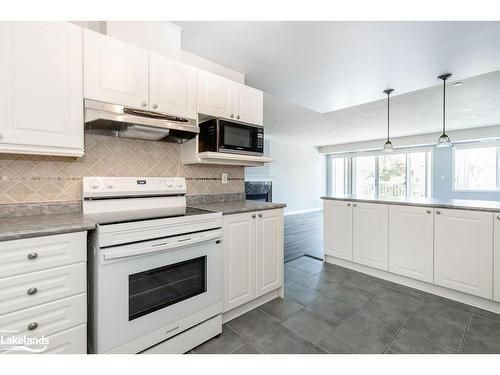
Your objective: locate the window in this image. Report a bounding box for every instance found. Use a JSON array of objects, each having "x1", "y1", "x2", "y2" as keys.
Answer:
[
  {"x1": 330, "y1": 157, "x2": 347, "y2": 195},
  {"x1": 454, "y1": 144, "x2": 500, "y2": 191},
  {"x1": 327, "y1": 149, "x2": 431, "y2": 198},
  {"x1": 353, "y1": 155, "x2": 376, "y2": 196}
]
